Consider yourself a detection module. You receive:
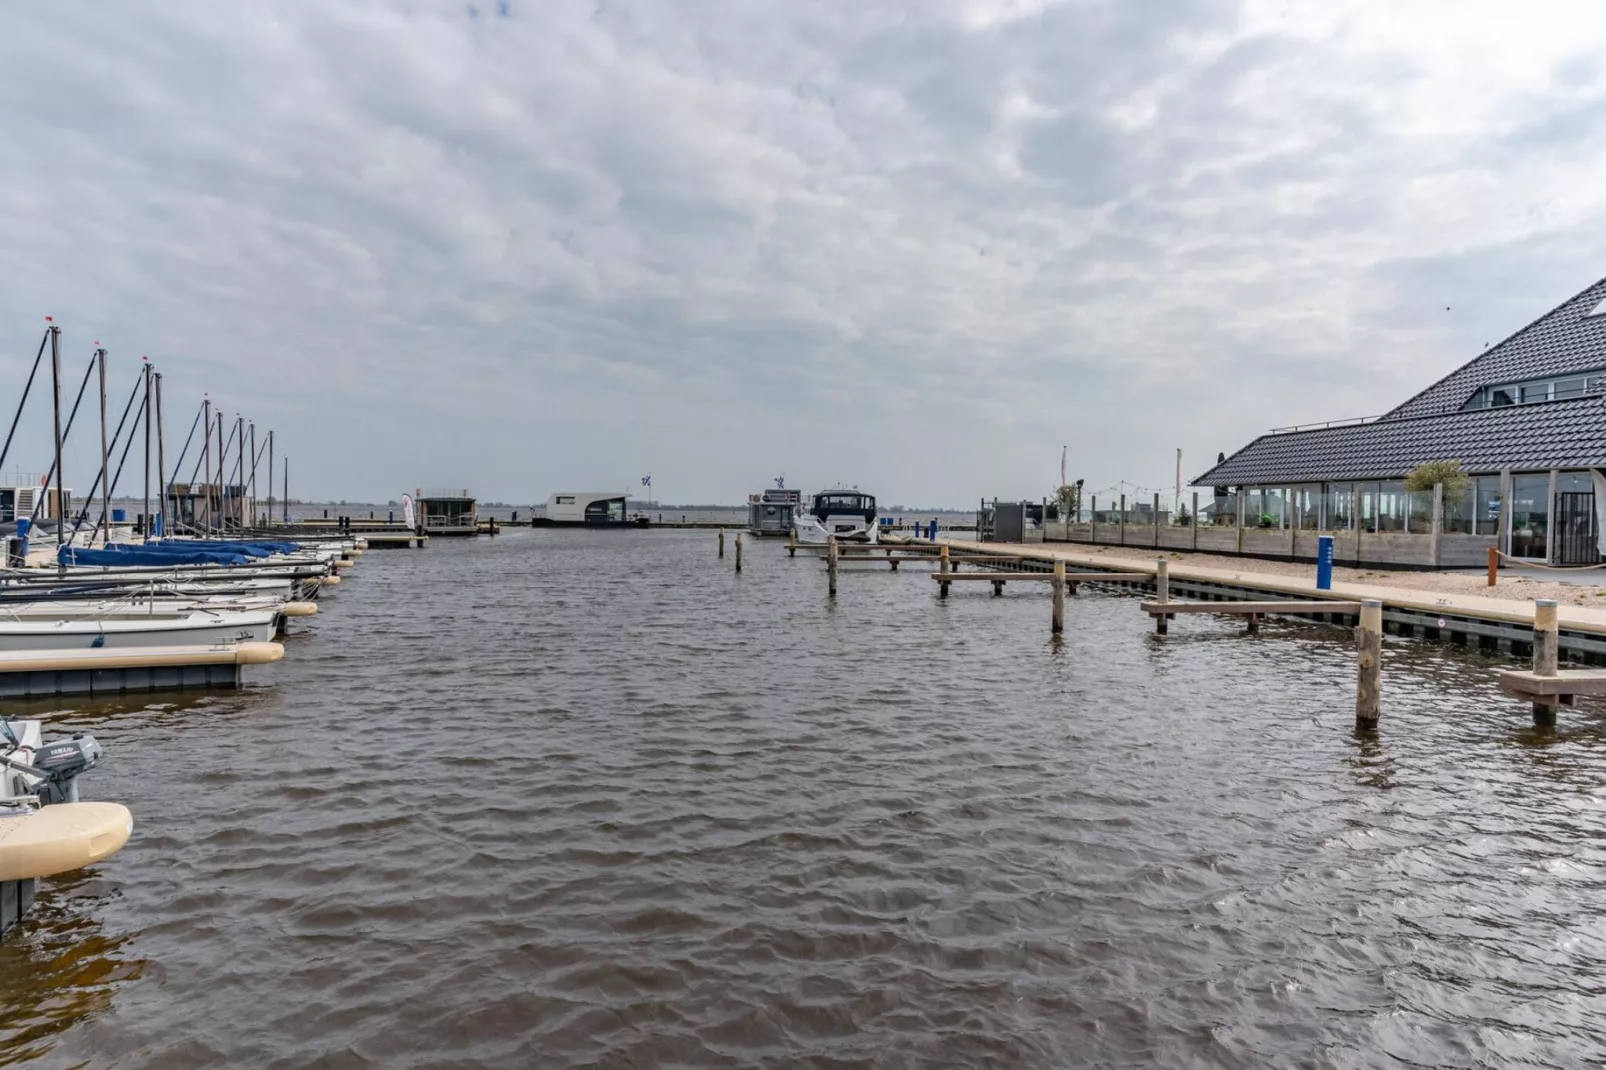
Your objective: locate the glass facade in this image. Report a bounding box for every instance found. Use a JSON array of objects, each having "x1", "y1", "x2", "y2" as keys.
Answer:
[{"x1": 1222, "y1": 472, "x2": 1595, "y2": 557}]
